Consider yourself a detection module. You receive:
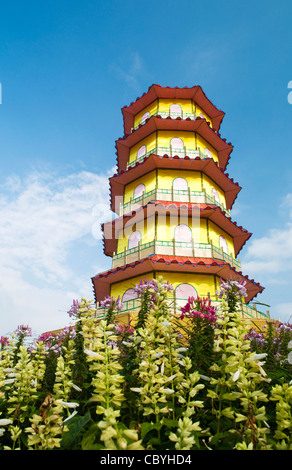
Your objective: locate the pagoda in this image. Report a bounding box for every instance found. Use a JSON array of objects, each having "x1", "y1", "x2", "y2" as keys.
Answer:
[{"x1": 92, "y1": 84, "x2": 267, "y2": 322}]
